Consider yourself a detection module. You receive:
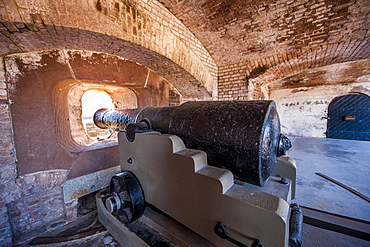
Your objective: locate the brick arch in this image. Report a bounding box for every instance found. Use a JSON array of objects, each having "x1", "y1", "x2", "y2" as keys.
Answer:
[
  {"x1": 5, "y1": 49, "x2": 184, "y2": 174},
  {"x1": 0, "y1": 0, "x2": 217, "y2": 100},
  {"x1": 159, "y1": 0, "x2": 369, "y2": 67},
  {"x1": 218, "y1": 39, "x2": 369, "y2": 101},
  {"x1": 247, "y1": 40, "x2": 370, "y2": 99}
]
